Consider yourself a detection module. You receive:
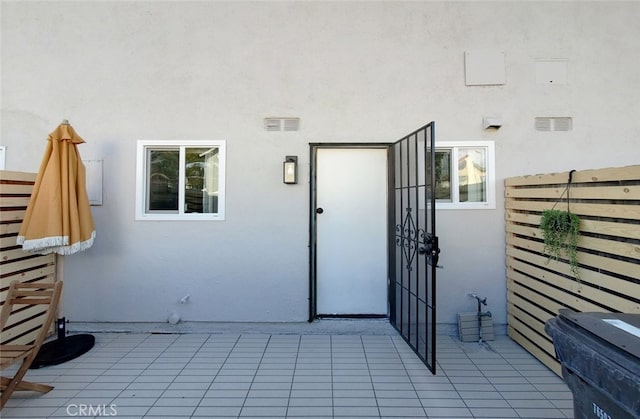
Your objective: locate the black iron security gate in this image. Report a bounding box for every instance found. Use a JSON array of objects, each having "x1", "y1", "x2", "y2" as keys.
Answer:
[{"x1": 389, "y1": 122, "x2": 439, "y2": 374}]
